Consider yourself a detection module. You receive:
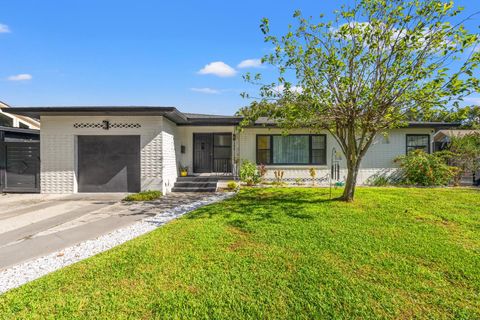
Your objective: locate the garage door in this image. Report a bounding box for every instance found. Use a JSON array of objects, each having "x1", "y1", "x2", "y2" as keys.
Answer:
[{"x1": 78, "y1": 136, "x2": 140, "y2": 192}]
